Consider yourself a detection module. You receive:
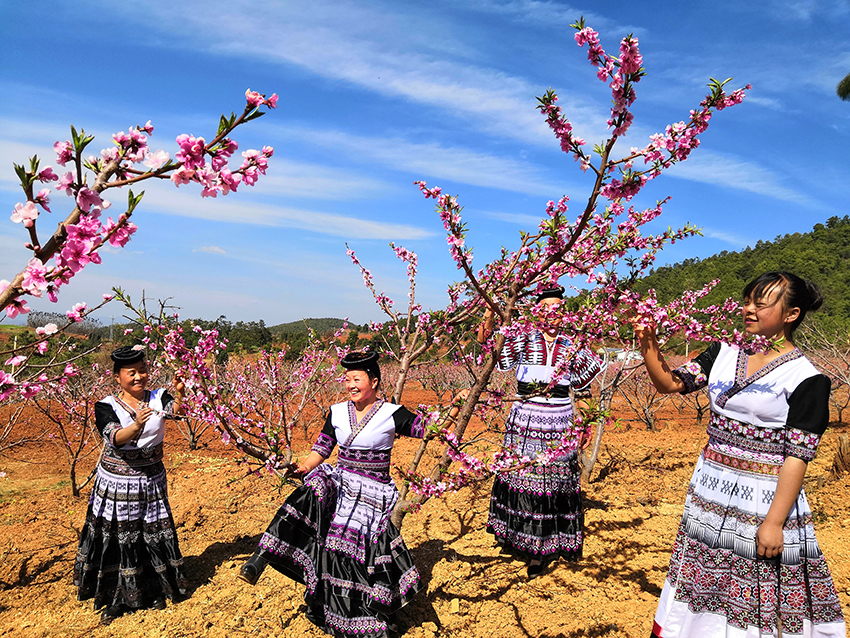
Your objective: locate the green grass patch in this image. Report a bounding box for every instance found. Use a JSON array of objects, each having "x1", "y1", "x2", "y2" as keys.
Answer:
[{"x1": 0, "y1": 485, "x2": 21, "y2": 503}]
